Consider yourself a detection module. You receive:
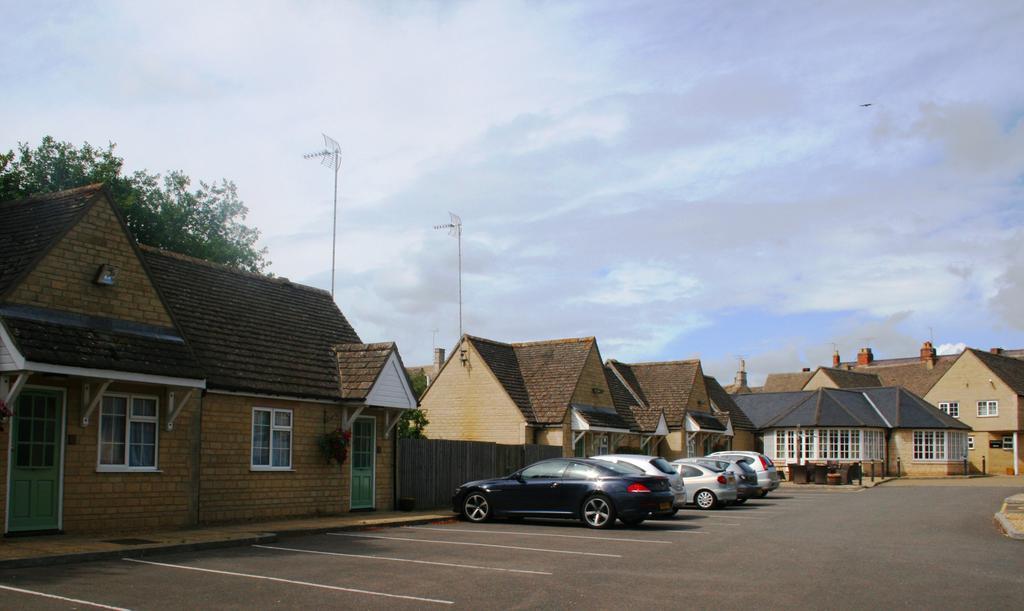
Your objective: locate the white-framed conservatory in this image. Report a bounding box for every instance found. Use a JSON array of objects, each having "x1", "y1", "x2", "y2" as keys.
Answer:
[
  {"x1": 763, "y1": 428, "x2": 887, "y2": 464},
  {"x1": 912, "y1": 429, "x2": 968, "y2": 462}
]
